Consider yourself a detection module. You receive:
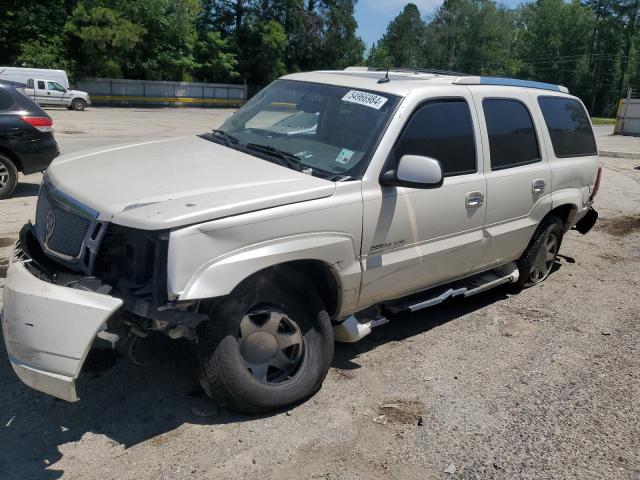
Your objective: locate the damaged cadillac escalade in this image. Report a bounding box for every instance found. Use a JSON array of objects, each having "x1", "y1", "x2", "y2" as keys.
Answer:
[{"x1": 1, "y1": 69, "x2": 600, "y2": 413}]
